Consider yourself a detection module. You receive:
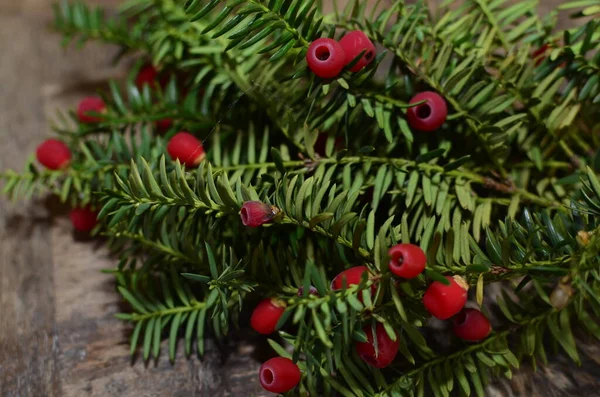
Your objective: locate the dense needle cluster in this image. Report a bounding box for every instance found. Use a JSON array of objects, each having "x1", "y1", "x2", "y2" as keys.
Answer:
[{"x1": 2, "y1": 0, "x2": 600, "y2": 396}]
